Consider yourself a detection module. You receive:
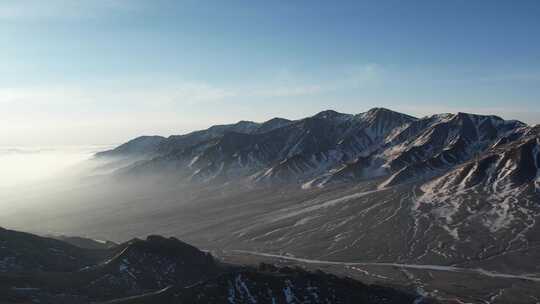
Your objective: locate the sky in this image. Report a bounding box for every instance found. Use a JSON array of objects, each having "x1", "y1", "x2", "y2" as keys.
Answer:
[{"x1": 1, "y1": 0, "x2": 539, "y2": 146}]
